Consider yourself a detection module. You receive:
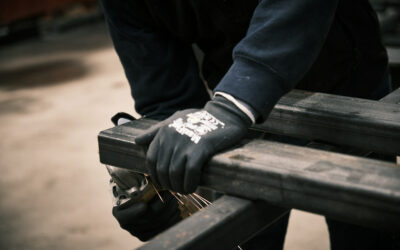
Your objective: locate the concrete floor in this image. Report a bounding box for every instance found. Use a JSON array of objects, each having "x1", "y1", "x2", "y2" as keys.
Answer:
[{"x1": 0, "y1": 22, "x2": 329, "y2": 250}]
